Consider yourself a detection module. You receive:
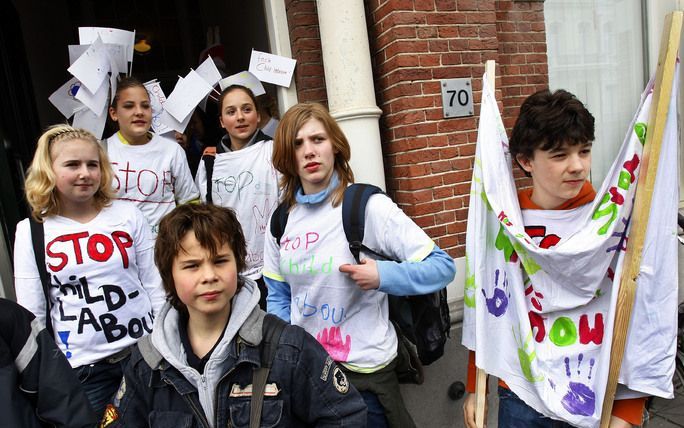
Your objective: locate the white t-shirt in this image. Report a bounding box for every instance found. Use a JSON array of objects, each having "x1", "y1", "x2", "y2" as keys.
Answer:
[
  {"x1": 195, "y1": 140, "x2": 279, "y2": 279},
  {"x1": 263, "y1": 194, "x2": 434, "y2": 370},
  {"x1": 105, "y1": 133, "x2": 199, "y2": 238},
  {"x1": 13, "y1": 201, "x2": 166, "y2": 367}
]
